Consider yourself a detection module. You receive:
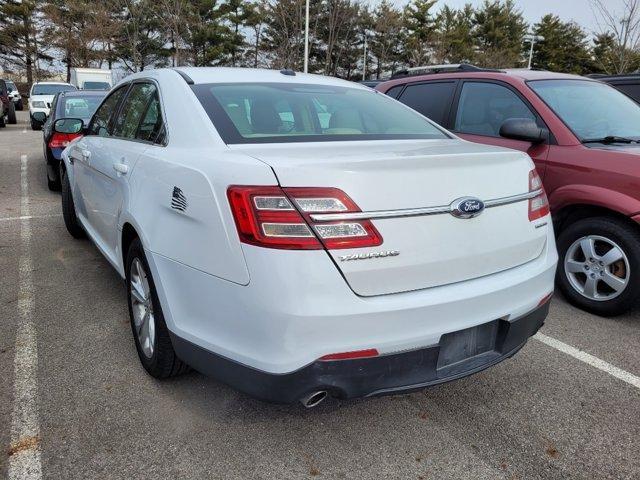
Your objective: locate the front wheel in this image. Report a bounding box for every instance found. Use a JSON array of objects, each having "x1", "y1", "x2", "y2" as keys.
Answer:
[
  {"x1": 556, "y1": 217, "x2": 640, "y2": 316},
  {"x1": 126, "y1": 238, "x2": 188, "y2": 378}
]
